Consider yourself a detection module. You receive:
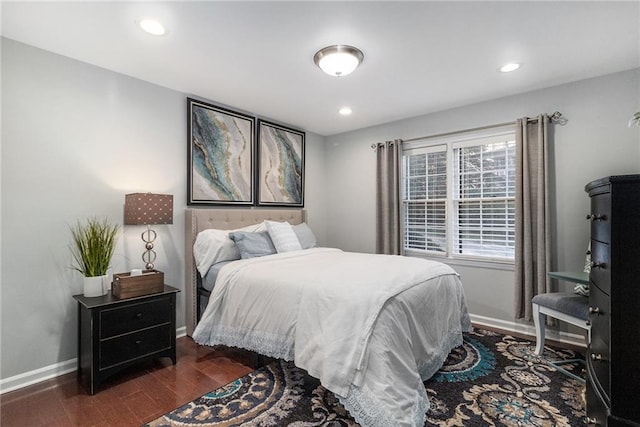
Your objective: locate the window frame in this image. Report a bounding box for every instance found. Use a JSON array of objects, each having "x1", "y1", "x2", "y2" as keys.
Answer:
[{"x1": 401, "y1": 125, "x2": 516, "y2": 268}]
